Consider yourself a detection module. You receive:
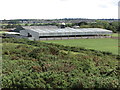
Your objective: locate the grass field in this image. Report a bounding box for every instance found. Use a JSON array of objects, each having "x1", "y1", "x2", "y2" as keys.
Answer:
[
  {"x1": 0, "y1": 31, "x2": 7, "y2": 34},
  {"x1": 112, "y1": 33, "x2": 119, "y2": 37},
  {"x1": 43, "y1": 38, "x2": 118, "y2": 55}
]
